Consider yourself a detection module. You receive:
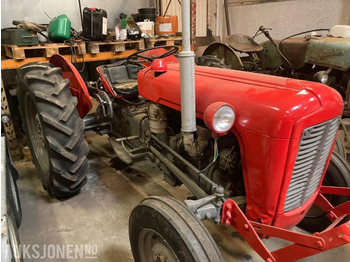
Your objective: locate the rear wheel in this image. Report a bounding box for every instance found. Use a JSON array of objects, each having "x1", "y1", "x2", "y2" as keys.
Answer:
[
  {"x1": 17, "y1": 63, "x2": 89, "y2": 198},
  {"x1": 129, "y1": 196, "x2": 223, "y2": 262},
  {"x1": 298, "y1": 151, "x2": 350, "y2": 232}
]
